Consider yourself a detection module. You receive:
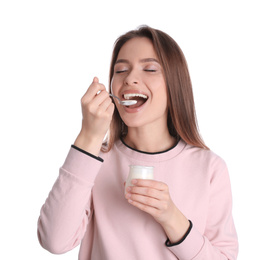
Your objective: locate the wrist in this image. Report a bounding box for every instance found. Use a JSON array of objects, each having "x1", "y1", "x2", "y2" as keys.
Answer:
[
  {"x1": 165, "y1": 220, "x2": 193, "y2": 247},
  {"x1": 74, "y1": 131, "x2": 105, "y2": 156},
  {"x1": 162, "y1": 208, "x2": 190, "y2": 244}
]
